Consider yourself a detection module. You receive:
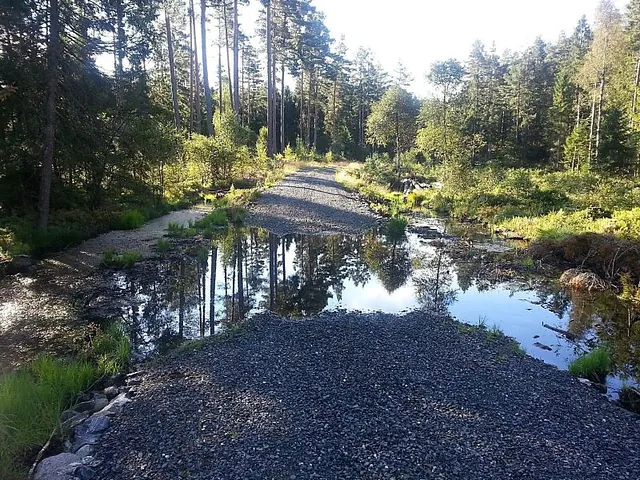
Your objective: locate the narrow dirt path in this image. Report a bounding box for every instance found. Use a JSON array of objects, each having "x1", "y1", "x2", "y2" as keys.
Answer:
[
  {"x1": 0, "y1": 208, "x2": 207, "y2": 371},
  {"x1": 246, "y1": 166, "x2": 380, "y2": 235}
]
